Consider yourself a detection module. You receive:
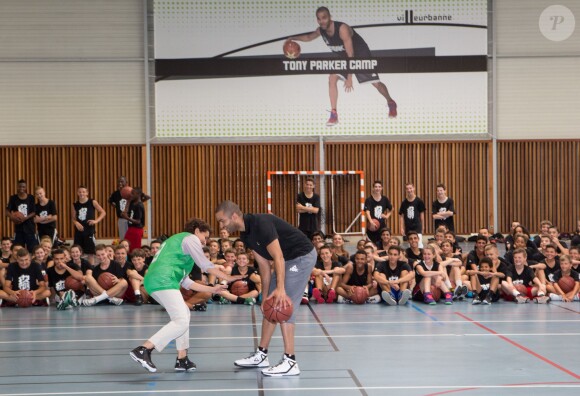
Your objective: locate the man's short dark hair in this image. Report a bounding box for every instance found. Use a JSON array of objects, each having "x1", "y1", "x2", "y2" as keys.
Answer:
[{"x1": 316, "y1": 6, "x2": 330, "y2": 15}]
